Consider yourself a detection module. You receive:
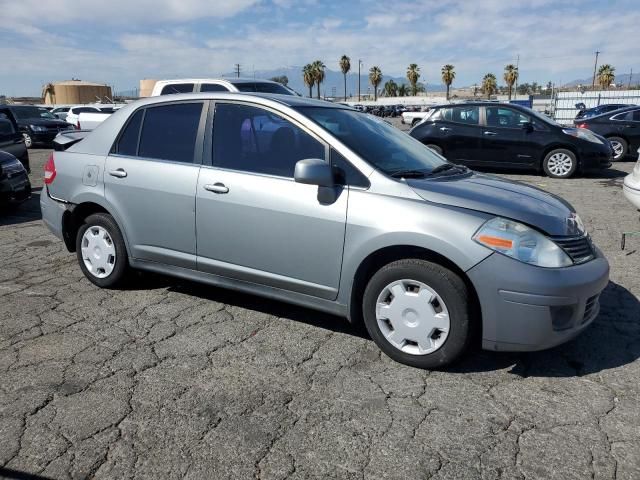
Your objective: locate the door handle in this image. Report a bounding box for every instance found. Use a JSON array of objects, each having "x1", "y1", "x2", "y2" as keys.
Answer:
[
  {"x1": 439, "y1": 127, "x2": 452, "y2": 132},
  {"x1": 108, "y1": 168, "x2": 127, "y2": 178},
  {"x1": 483, "y1": 131, "x2": 497, "y2": 136},
  {"x1": 204, "y1": 183, "x2": 229, "y2": 194}
]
